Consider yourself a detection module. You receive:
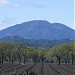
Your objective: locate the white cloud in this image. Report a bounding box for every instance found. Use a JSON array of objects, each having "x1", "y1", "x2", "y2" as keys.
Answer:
[
  {"x1": 0, "y1": 0, "x2": 20, "y2": 7},
  {"x1": 0, "y1": 0, "x2": 9, "y2": 5}
]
